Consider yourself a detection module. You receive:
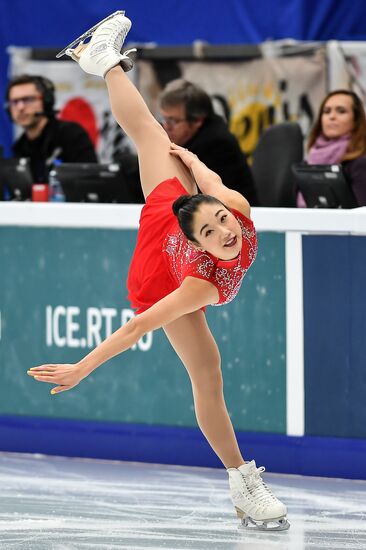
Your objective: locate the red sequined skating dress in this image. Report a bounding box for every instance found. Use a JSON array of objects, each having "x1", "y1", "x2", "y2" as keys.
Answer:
[{"x1": 127, "y1": 177, "x2": 257, "y2": 313}]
